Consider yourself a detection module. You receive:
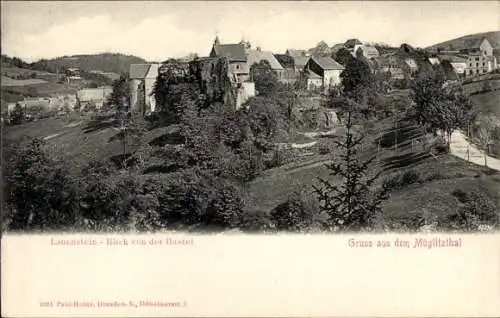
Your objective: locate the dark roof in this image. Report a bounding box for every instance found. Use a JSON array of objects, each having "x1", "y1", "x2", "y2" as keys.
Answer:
[
  {"x1": 129, "y1": 64, "x2": 151, "y2": 79},
  {"x1": 305, "y1": 69, "x2": 322, "y2": 79},
  {"x1": 311, "y1": 56, "x2": 344, "y2": 70},
  {"x1": 274, "y1": 54, "x2": 294, "y2": 68},
  {"x1": 331, "y1": 43, "x2": 344, "y2": 54},
  {"x1": 345, "y1": 39, "x2": 362, "y2": 48},
  {"x1": 438, "y1": 55, "x2": 467, "y2": 63},
  {"x1": 212, "y1": 44, "x2": 247, "y2": 61}
]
